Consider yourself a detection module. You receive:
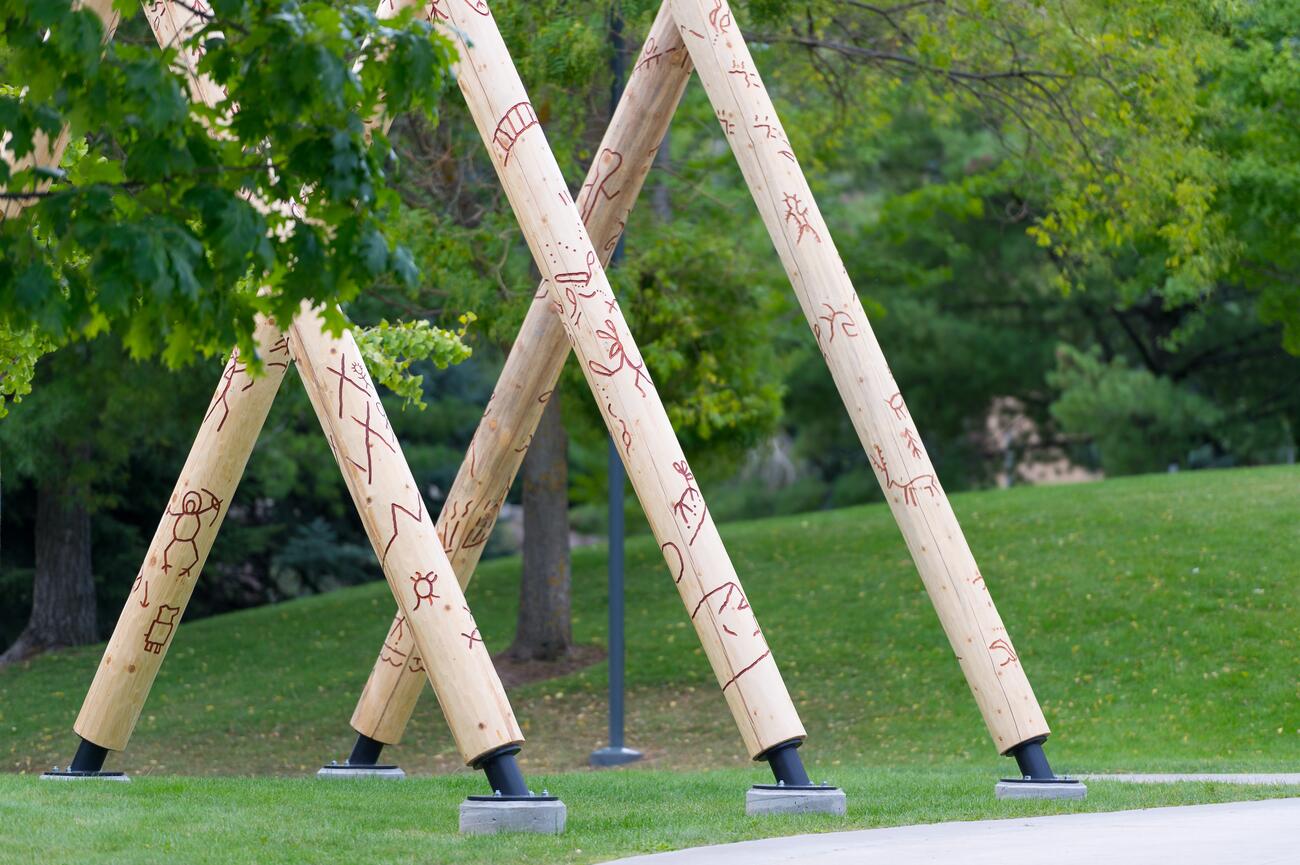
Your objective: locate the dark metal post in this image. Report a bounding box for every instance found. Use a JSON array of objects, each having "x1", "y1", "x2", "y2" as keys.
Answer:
[{"x1": 590, "y1": 2, "x2": 641, "y2": 769}]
